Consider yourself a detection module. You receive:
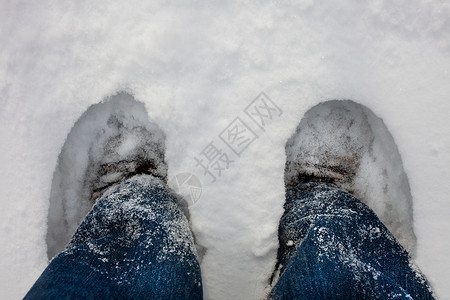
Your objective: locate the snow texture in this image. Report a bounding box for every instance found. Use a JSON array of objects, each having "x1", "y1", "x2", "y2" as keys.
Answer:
[{"x1": 1, "y1": 1, "x2": 449, "y2": 299}]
